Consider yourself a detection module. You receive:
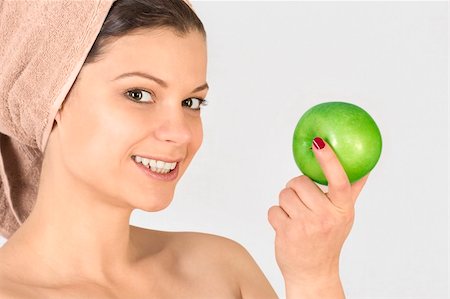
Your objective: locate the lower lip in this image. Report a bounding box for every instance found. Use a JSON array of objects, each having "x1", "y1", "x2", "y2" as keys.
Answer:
[{"x1": 133, "y1": 158, "x2": 180, "y2": 182}]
